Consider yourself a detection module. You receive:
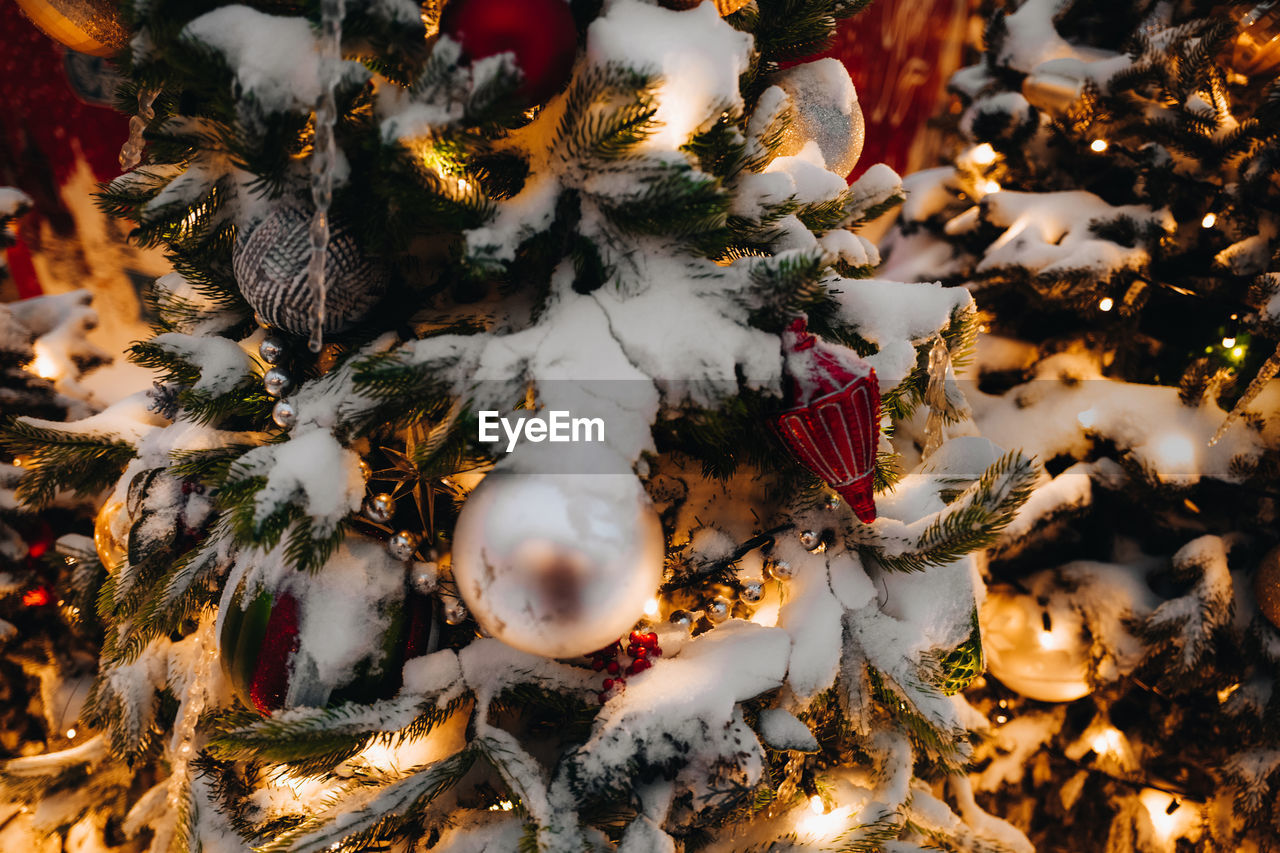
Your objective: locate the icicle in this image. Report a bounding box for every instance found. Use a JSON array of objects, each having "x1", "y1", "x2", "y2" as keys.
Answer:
[
  {"x1": 118, "y1": 89, "x2": 158, "y2": 171},
  {"x1": 155, "y1": 613, "x2": 218, "y2": 850},
  {"x1": 922, "y1": 336, "x2": 952, "y2": 460},
  {"x1": 1210, "y1": 341, "x2": 1280, "y2": 445},
  {"x1": 306, "y1": 0, "x2": 345, "y2": 353}
]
